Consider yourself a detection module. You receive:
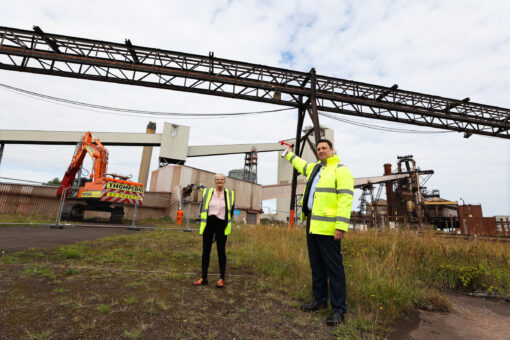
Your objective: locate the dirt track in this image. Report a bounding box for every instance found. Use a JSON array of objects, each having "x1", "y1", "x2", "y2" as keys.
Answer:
[
  {"x1": 389, "y1": 294, "x2": 510, "y2": 339},
  {"x1": 0, "y1": 224, "x2": 142, "y2": 253}
]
